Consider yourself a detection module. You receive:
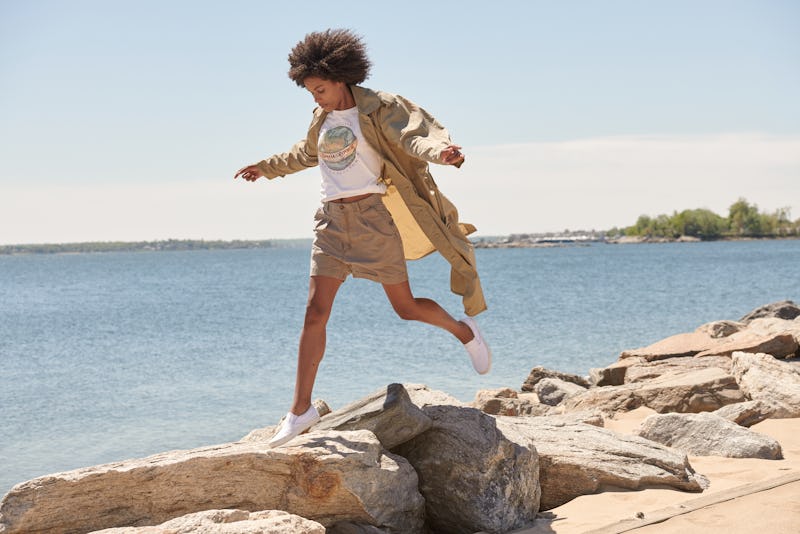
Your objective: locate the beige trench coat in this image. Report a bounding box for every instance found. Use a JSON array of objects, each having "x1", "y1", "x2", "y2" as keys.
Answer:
[{"x1": 256, "y1": 85, "x2": 487, "y2": 316}]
